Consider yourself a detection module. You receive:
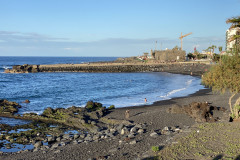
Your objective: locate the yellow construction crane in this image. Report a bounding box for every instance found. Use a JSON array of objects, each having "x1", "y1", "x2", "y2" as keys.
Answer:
[{"x1": 179, "y1": 32, "x2": 192, "y2": 50}]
